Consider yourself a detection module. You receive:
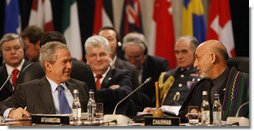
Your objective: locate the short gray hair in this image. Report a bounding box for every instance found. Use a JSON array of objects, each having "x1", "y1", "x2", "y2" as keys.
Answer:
[
  {"x1": 0, "y1": 33, "x2": 25, "y2": 51},
  {"x1": 84, "y1": 35, "x2": 111, "y2": 53},
  {"x1": 39, "y1": 41, "x2": 69, "y2": 70},
  {"x1": 175, "y1": 36, "x2": 199, "y2": 51},
  {"x1": 122, "y1": 32, "x2": 147, "y2": 54}
]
